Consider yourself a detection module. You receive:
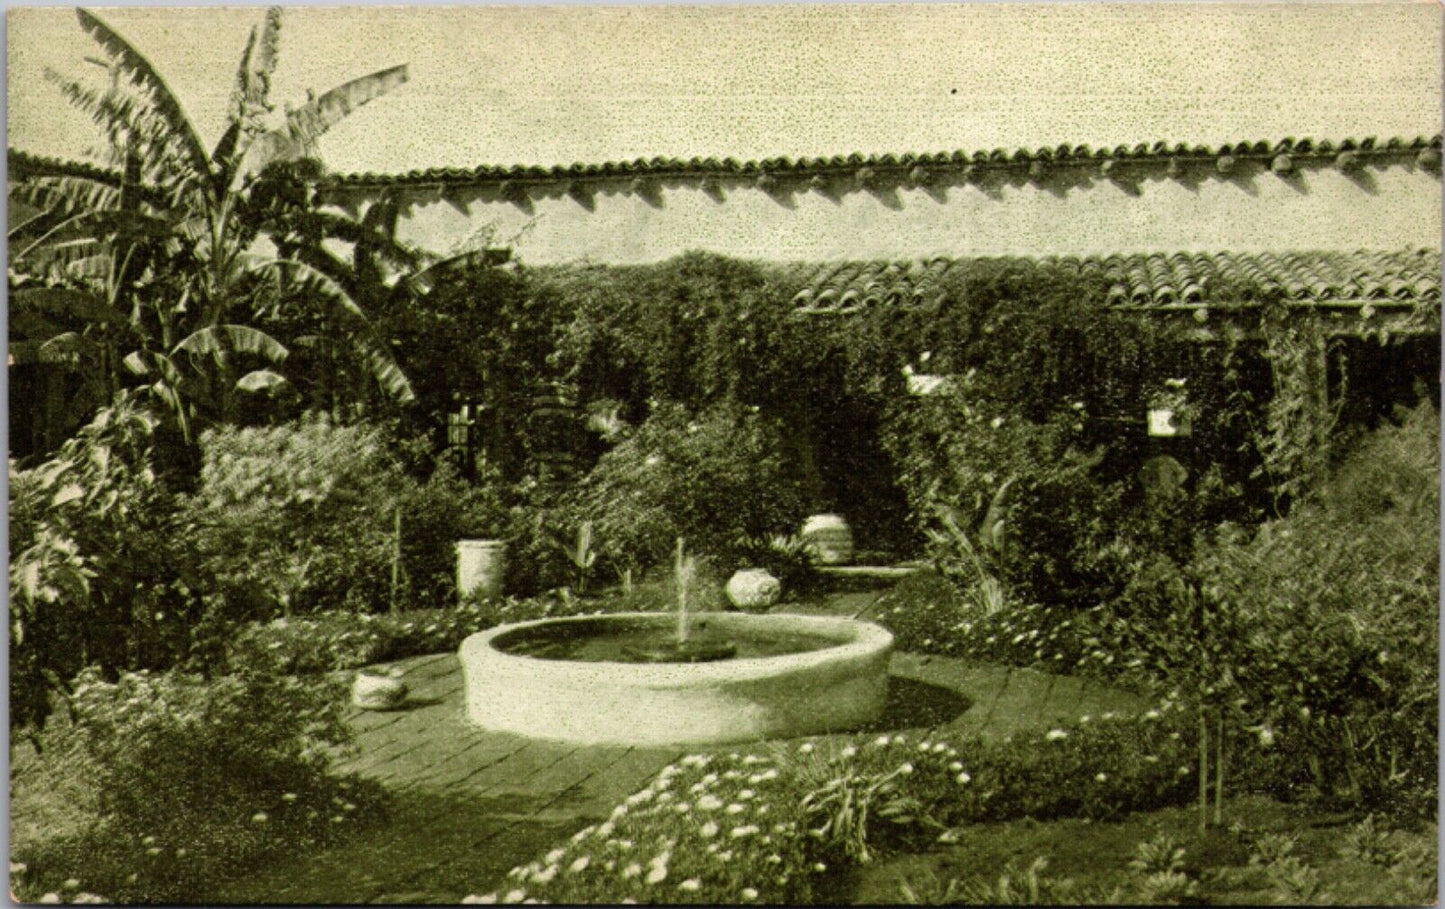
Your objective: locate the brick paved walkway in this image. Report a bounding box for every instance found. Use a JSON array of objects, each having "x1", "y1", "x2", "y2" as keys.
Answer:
[{"x1": 215, "y1": 588, "x2": 1142, "y2": 903}]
